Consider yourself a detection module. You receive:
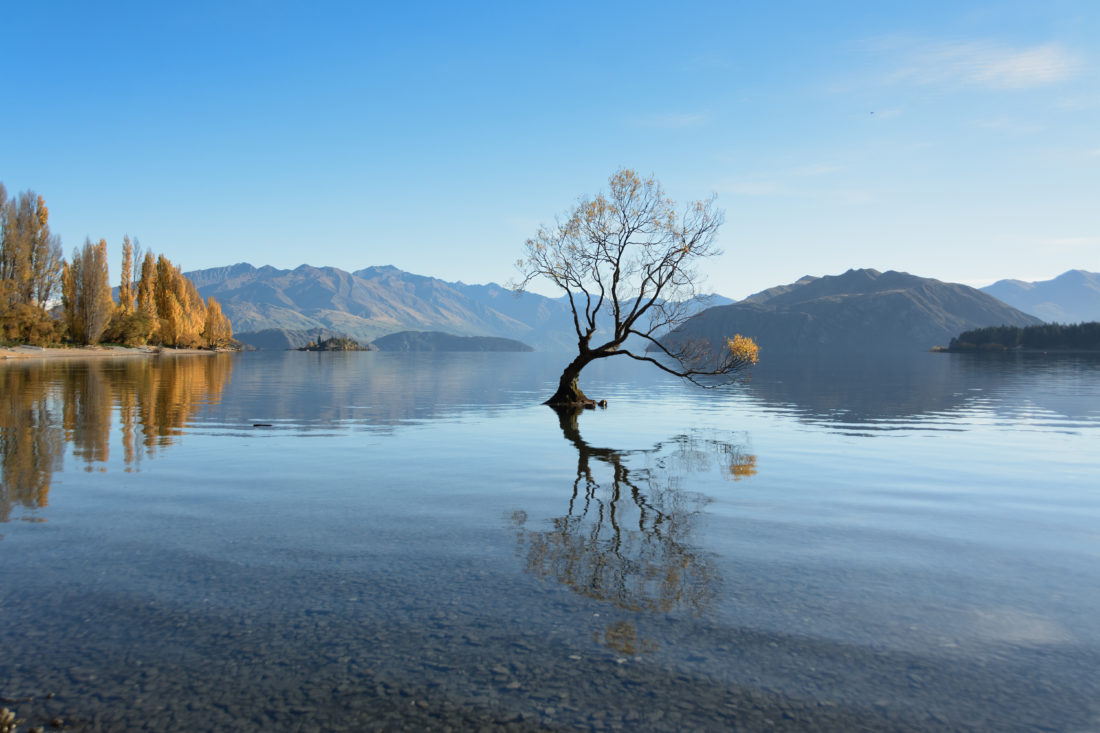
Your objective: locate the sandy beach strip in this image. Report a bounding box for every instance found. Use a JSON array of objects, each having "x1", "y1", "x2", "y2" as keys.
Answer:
[{"x1": 0, "y1": 345, "x2": 225, "y2": 361}]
